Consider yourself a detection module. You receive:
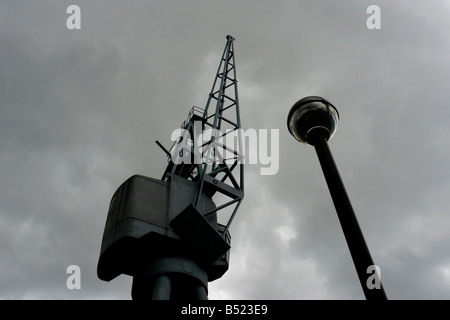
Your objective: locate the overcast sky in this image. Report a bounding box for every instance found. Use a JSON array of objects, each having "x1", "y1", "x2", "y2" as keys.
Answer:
[{"x1": 2, "y1": 0, "x2": 450, "y2": 300}]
